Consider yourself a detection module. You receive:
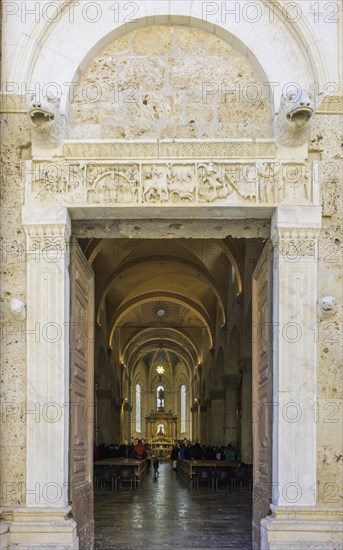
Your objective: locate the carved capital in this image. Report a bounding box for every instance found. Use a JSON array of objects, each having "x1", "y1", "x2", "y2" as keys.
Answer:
[
  {"x1": 271, "y1": 206, "x2": 321, "y2": 261},
  {"x1": 272, "y1": 227, "x2": 321, "y2": 260}
]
